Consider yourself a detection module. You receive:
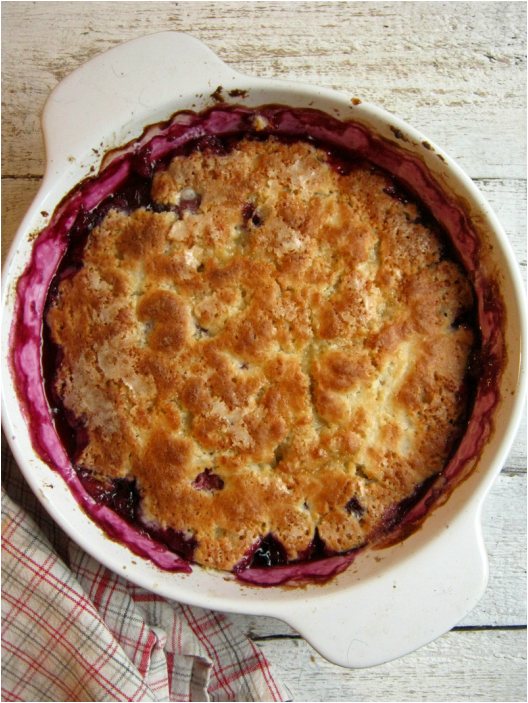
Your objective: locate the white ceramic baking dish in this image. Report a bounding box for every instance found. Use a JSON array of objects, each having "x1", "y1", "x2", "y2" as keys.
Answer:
[{"x1": 2, "y1": 32, "x2": 526, "y2": 669}]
